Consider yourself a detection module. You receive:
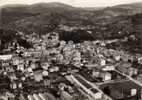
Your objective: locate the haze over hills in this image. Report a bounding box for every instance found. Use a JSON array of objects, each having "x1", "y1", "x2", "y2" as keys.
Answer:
[
  {"x1": 0, "y1": 2, "x2": 142, "y2": 31},
  {"x1": 0, "y1": 2, "x2": 141, "y2": 29},
  {"x1": 1, "y1": 2, "x2": 142, "y2": 23}
]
